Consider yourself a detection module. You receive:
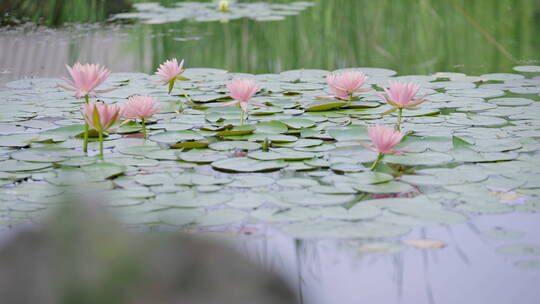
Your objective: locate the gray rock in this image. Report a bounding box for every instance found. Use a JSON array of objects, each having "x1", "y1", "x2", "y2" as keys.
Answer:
[{"x1": 0, "y1": 196, "x2": 295, "y2": 304}]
